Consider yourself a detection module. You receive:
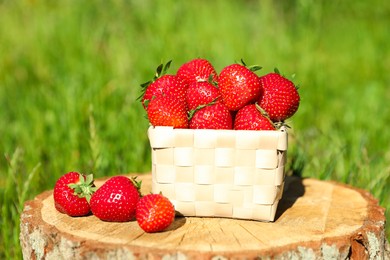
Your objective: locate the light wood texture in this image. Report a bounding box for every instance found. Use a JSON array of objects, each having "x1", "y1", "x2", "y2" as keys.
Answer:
[{"x1": 20, "y1": 173, "x2": 389, "y2": 259}]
